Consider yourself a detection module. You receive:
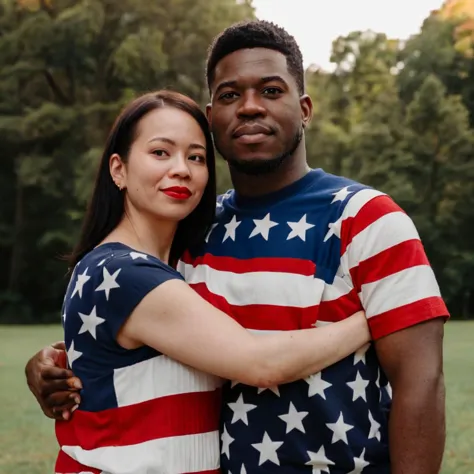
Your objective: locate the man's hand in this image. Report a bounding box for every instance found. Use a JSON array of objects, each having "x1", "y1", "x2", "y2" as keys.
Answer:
[{"x1": 25, "y1": 341, "x2": 82, "y2": 420}]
